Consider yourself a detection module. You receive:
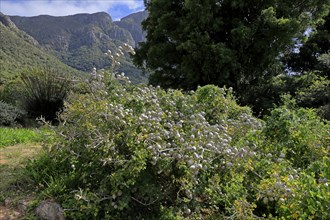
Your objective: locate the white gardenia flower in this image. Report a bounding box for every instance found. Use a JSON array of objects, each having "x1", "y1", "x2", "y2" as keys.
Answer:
[
  {"x1": 176, "y1": 153, "x2": 183, "y2": 159},
  {"x1": 117, "y1": 190, "x2": 122, "y2": 196},
  {"x1": 187, "y1": 159, "x2": 194, "y2": 166}
]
